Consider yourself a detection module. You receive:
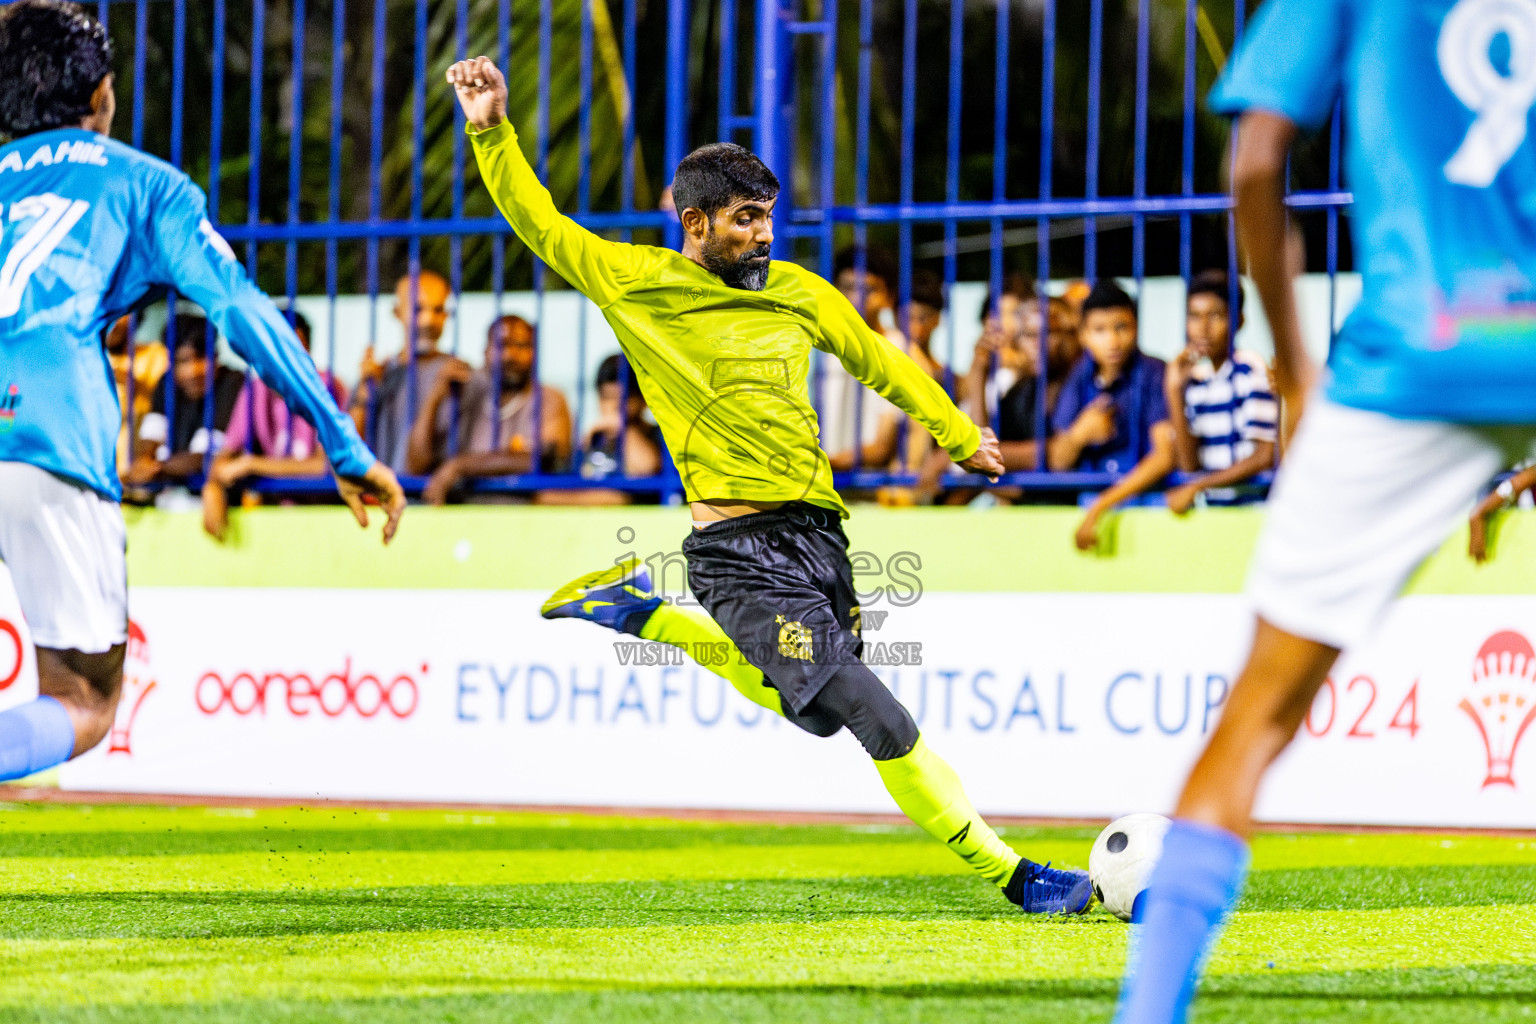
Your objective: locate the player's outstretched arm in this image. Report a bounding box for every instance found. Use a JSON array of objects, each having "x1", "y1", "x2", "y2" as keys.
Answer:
[
  {"x1": 807, "y1": 272, "x2": 996, "y2": 478},
  {"x1": 449, "y1": 57, "x2": 651, "y2": 309},
  {"x1": 148, "y1": 179, "x2": 405, "y2": 543}
]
